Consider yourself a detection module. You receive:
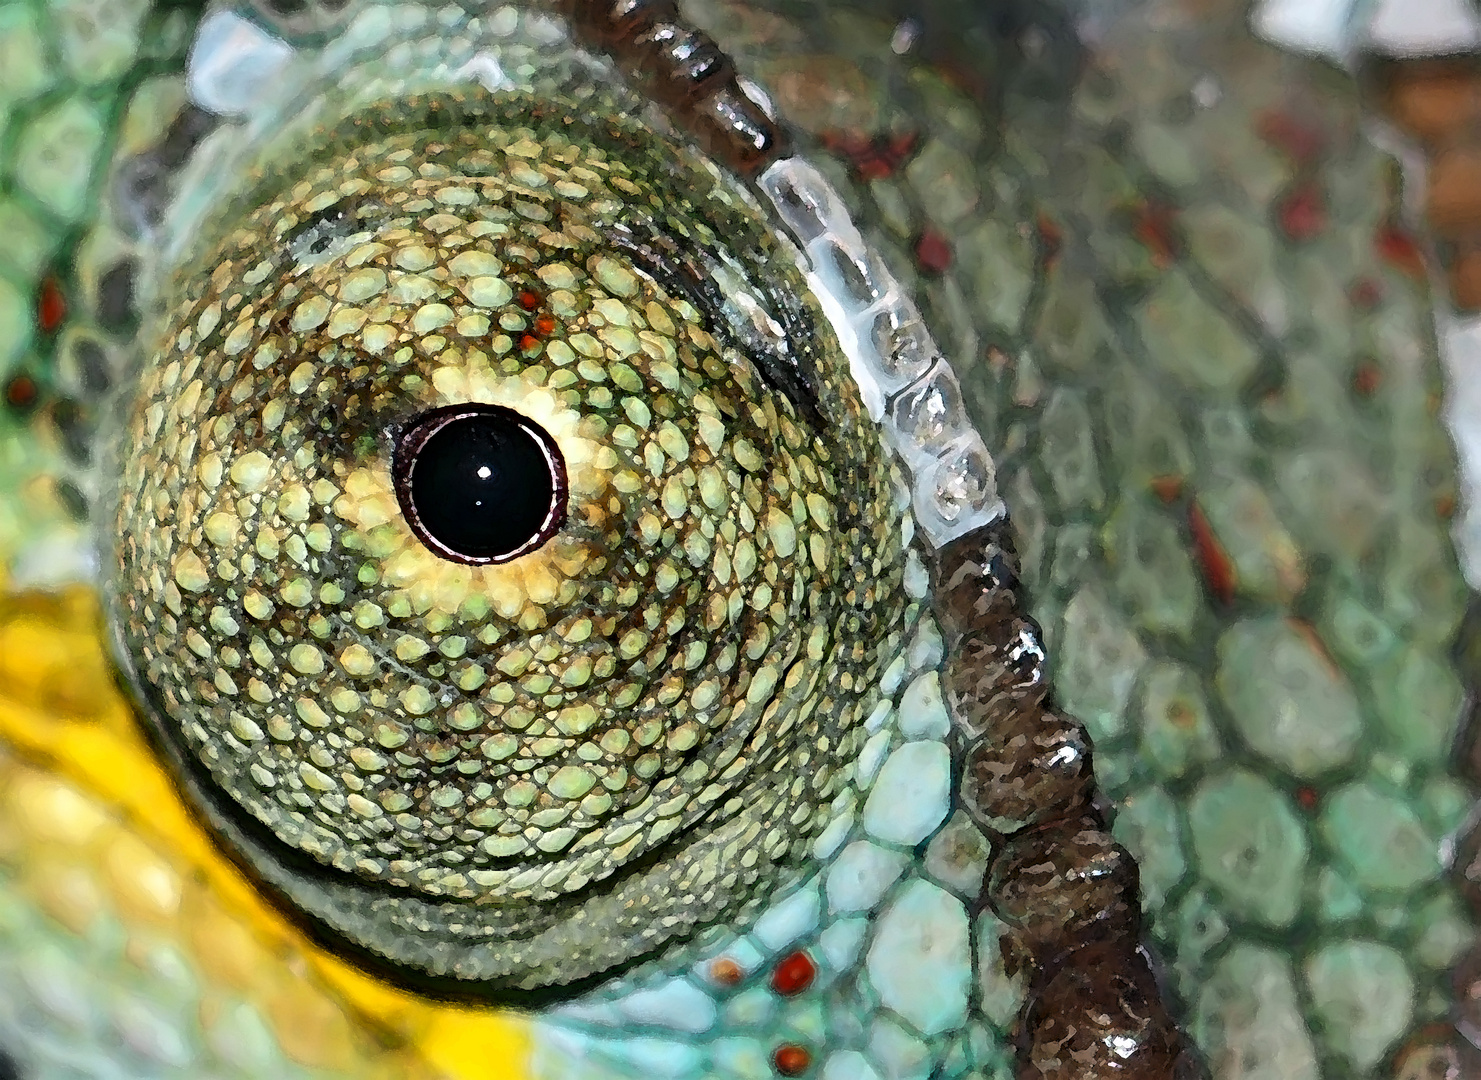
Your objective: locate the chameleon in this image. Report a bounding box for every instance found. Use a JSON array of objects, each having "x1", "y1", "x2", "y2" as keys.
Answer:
[{"x1": 0, "y1": 0, "x2": 1476, "y2": 1078}]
